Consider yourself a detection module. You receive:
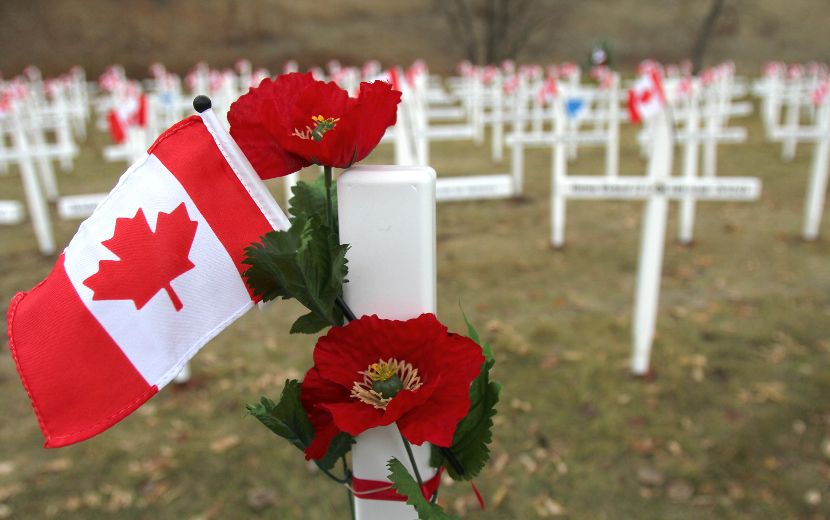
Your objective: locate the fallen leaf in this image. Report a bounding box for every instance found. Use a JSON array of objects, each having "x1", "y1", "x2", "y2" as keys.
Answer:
[
  {"x1": 247, "y1": 488, "x2": 277, "y2": 511},
  {"x1": 668, "y1": 480, "x2": 694, "y2": 501},
  {"x1": 0, "y1": 485, "x2": 22, "y2": 502},
  {"x1": 821, "y1": 437, "x2": 830, "y2": 460},
  {"x1": 210, "y1": 435, "x2": 240, "y2": 454},
  {"x1": 805, "y1": 489, "x2": 822, "y2": 506},
  {"x1": 637, "y1": 466, "x2": 666, "y2": 487},
  {"x1": 43, "y1": 458, "x2": 72, "y2": 473},
  {"x1": 510, "y1": 398, "x2": 533, "y2": 412},
  {"x1": 518, "y1": 453, "x2": 538, "y2": 474},
  {"x1": 491, "y1": 452, "x2": 509, "y2": 474},
  {"x1": 491, "y1": 484, "x2": 509, "y2": 508}
]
